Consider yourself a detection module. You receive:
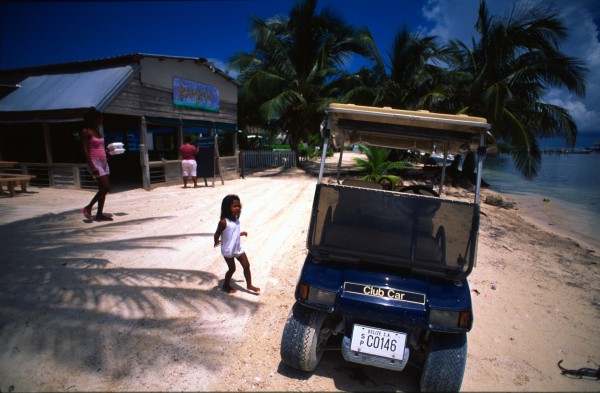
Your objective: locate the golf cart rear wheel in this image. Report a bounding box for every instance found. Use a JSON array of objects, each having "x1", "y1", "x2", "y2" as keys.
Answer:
[
  {"x1": 420, "y1": 332, "x2": 467, "y2": 392},
  {"x1": 280, "y1": 303, "x2": 329, "y2": 372}
]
